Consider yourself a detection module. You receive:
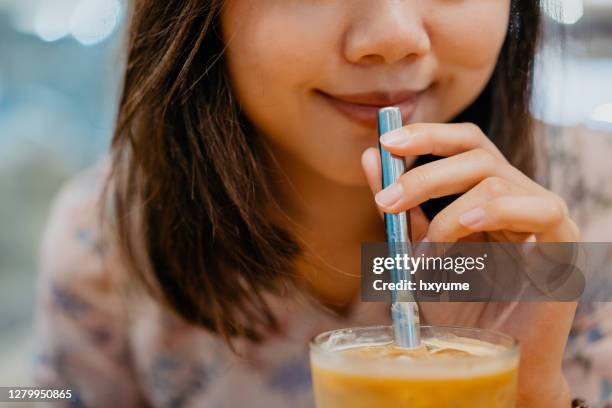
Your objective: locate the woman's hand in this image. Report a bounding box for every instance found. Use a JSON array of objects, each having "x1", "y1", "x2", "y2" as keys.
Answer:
[
  {"x1": 361, "y1": 122, "x2": 580, "y2": 407},
  {"x1": 362, "y1": 122, "x2": 580, "y2": 243}
]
